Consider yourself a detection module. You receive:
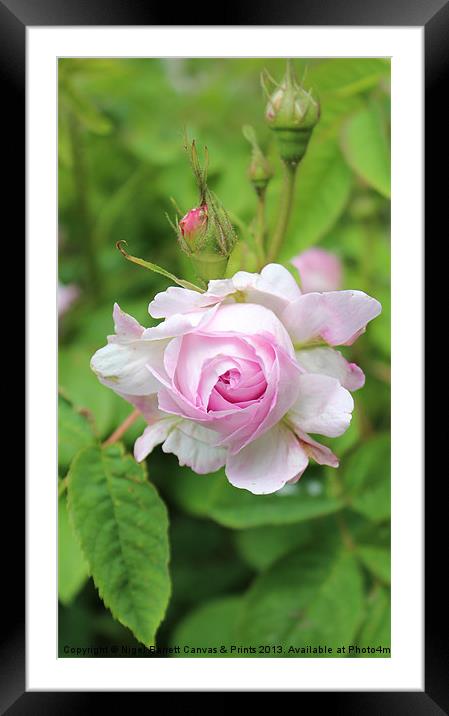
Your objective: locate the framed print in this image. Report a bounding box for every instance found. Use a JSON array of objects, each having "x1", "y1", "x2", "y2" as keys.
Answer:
[{"x1": 4, "y1": 0, "x2": 442, "y2": 709}]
